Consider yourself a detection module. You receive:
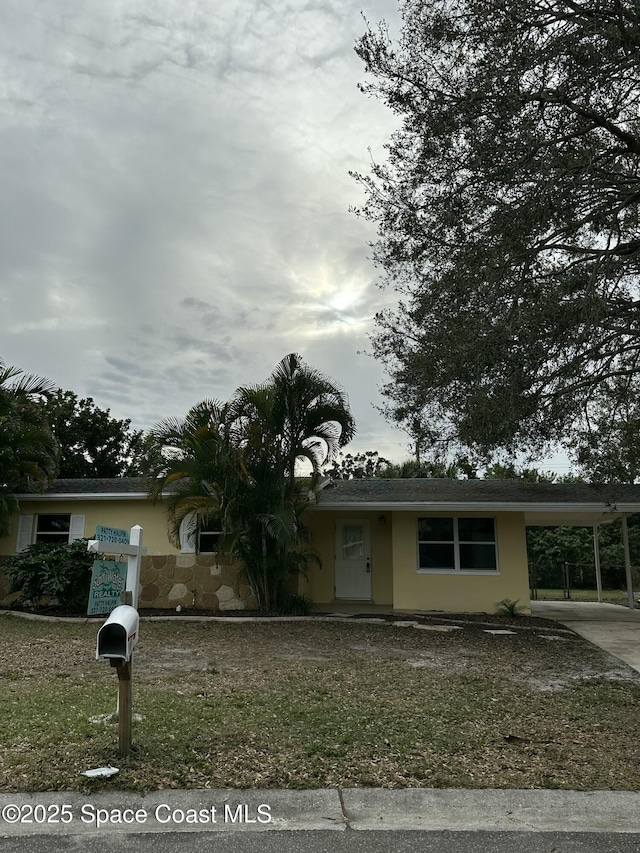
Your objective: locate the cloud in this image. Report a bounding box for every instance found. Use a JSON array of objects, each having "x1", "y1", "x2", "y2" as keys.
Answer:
[{"x1": 1, "y1": 0, "x2": 406, "y2": 457}]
